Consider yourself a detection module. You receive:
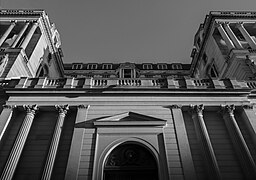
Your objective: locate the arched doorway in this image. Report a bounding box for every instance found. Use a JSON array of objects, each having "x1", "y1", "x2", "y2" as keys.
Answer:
[{"x1": 103, "y1": 143, "x2": 158, "y2": 180}]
